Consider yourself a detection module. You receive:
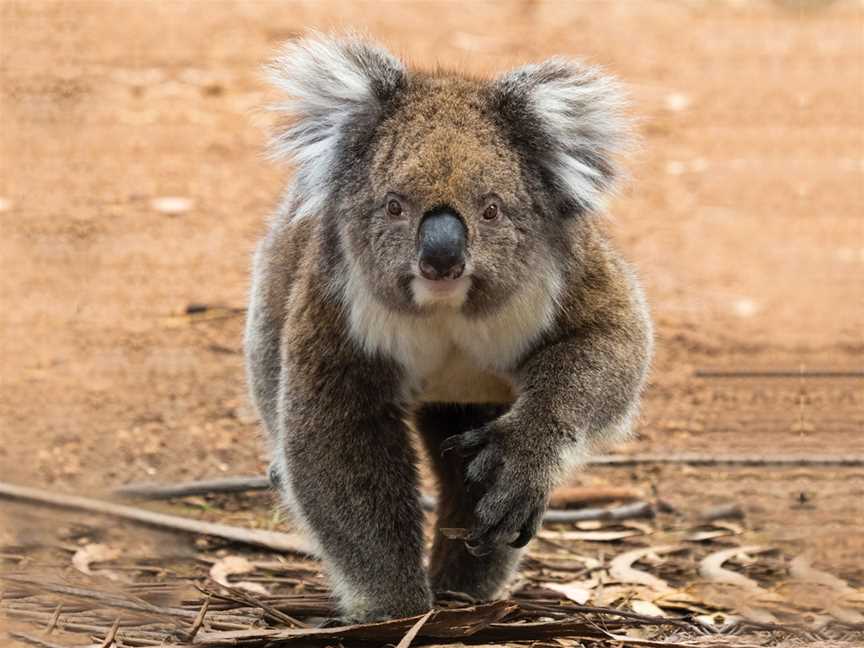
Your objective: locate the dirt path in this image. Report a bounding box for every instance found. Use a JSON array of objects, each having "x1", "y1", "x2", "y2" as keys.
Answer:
[{"x1": 1, "y1": 0, "x2": 862, "y2": 632}]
